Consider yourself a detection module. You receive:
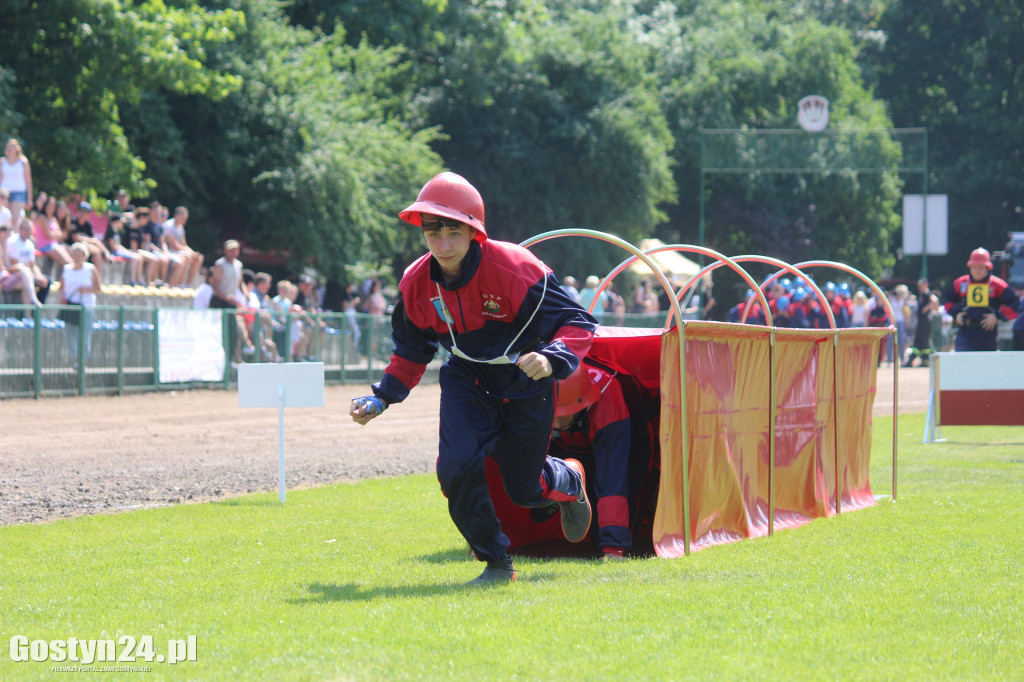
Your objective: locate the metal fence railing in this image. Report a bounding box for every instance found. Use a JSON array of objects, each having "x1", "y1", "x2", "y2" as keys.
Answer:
[{"x1": 0, "y1": 304, "x2": 669, "y2": 399}]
